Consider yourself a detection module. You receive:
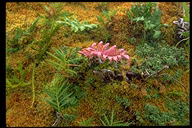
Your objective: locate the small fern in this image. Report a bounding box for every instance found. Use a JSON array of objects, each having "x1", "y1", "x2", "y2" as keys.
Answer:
[
  {"x1": 57, "y1": 17, "x2": 97, "y2": 33},
  {"x1": 78, "y1": 117, "x2": 94, "y2": 126},
  {"x1": 6, "y1": 61, "x2": 31, "y2": 88},
  {"x1": 44, "y1": 80, "x2": 77, "y2": 113},
  {"x1": 100, "y1": 109, "x2": 132, "y2": 126},
  {"x1": 47, "y1": 47, "x2": 81, "y2": 76},
  {"x1": 116, "y1": 96, "x2": 130, "y2": 109}
]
